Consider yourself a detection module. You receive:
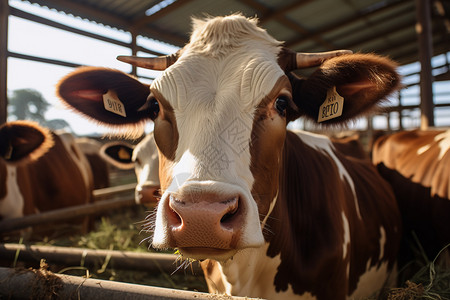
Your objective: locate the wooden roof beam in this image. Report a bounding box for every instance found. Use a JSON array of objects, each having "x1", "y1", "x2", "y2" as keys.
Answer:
[
  {"x1": 131, "y1": 0, "x2": 194, "y2": 30},
  {"x1": 285, "y1": 0, "x2": 412, "y2": 48},
  {"x1": 31, "y1": 0, "x2": 132, "y2": 30},
  {"x1": 244, "y1": 0, "x2": 336, "y2": 50}
]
